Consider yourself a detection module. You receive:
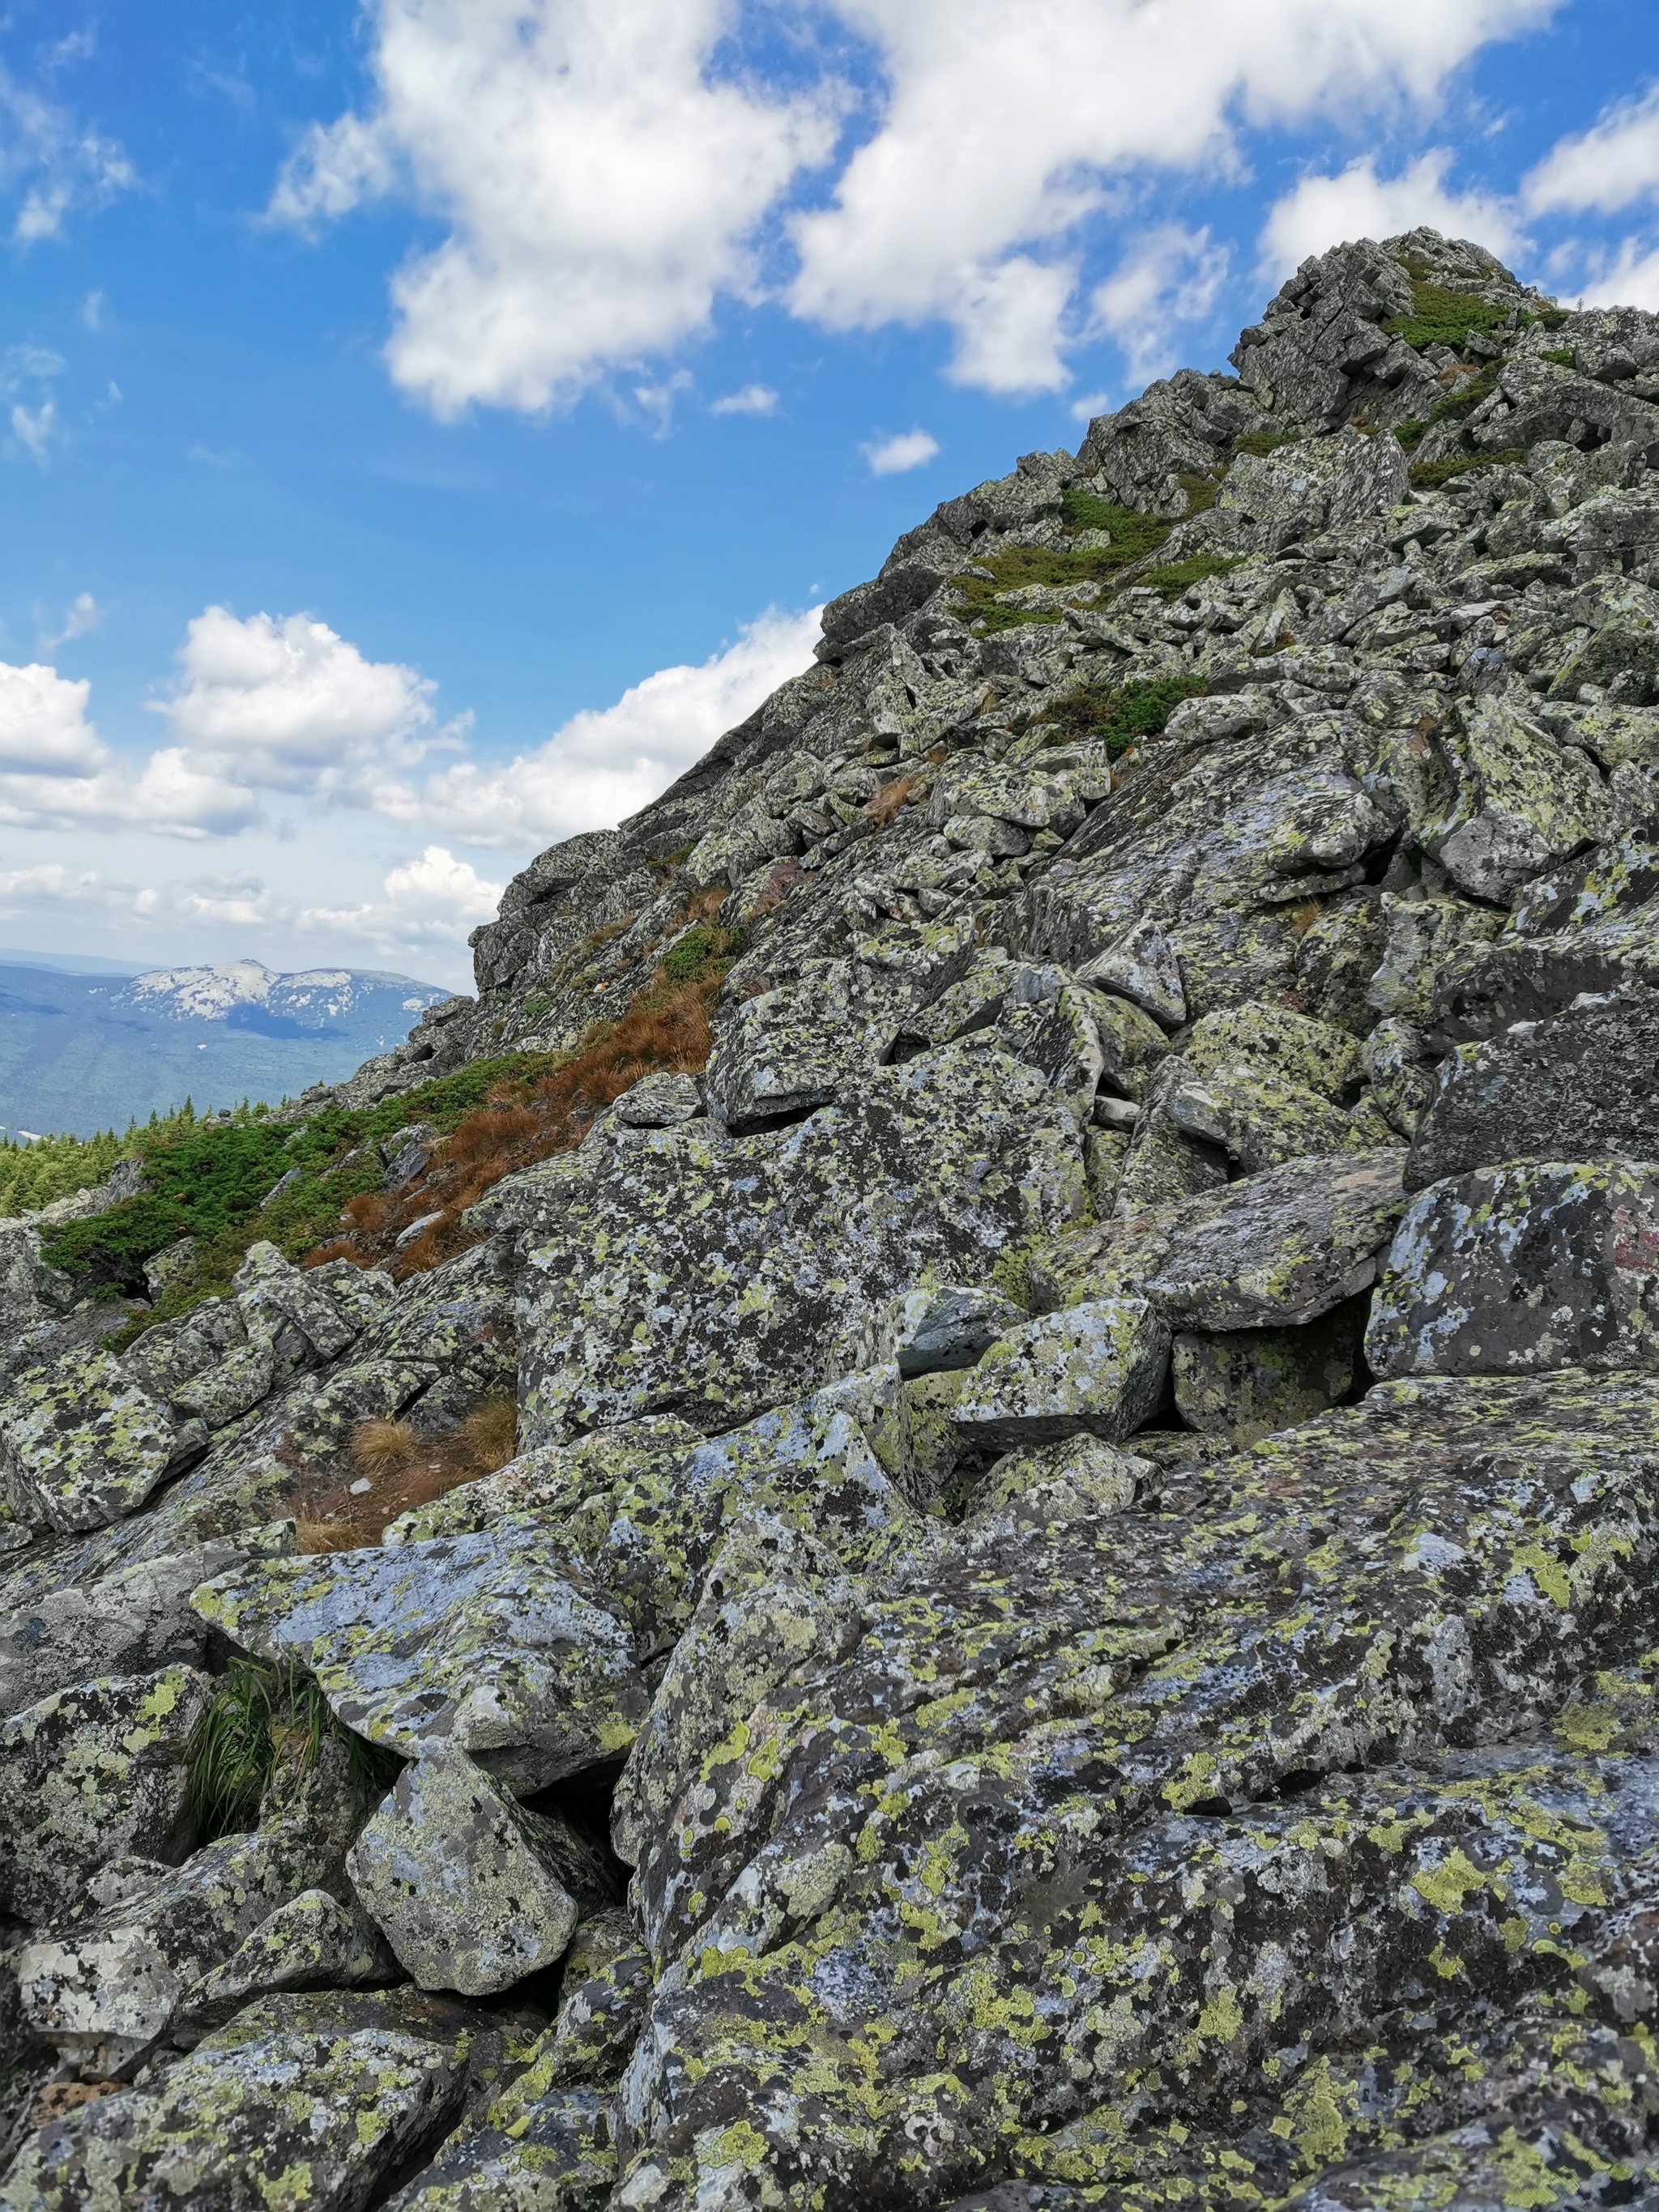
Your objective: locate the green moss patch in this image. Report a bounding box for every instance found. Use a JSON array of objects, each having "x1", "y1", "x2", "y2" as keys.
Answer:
[
  {"x1": 1383, "y1": 279, "x2": 1508, "y2": 352},
  {"x1": 1027, "y1": 675, "x2": 1207, "y2": 757},
  {"x1": 659, "y1": 923, "x2": 744, "y2": 986},
  {"x1": 1408, "y1": 449, "x2": 1528, "y2": 488}
]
